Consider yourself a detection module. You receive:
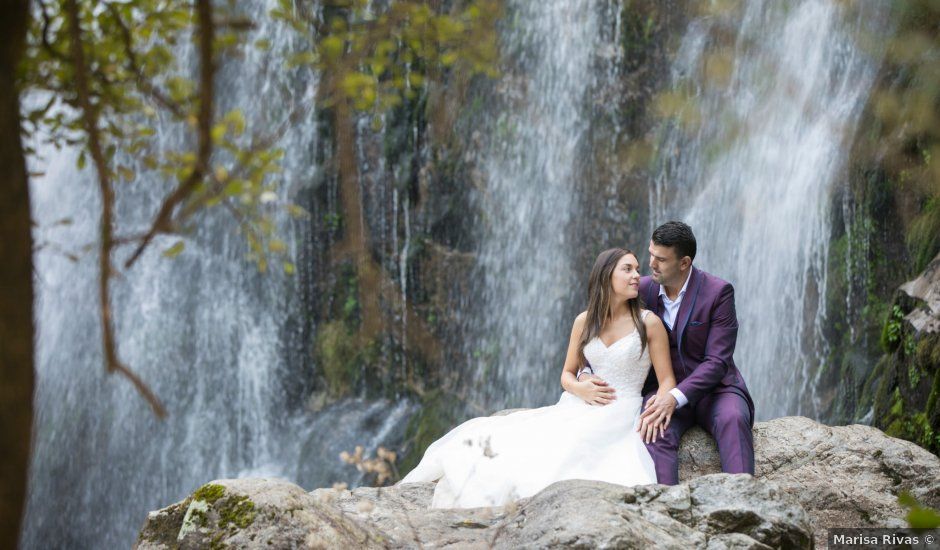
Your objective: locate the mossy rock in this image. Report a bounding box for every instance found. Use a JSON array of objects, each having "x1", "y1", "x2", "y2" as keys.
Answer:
[
  {"x1": 872, "y1": 329, "x2": 940, "y2": 455},
  {"x1": 398, "y1": 389, "x2": 461, "y2": 474},
  {"x1": 135, "y1": 496, "x2": 192, "y2": 549},
  {"x1": 315, "y1": 320, "x2": 359, "y2": 398}
]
